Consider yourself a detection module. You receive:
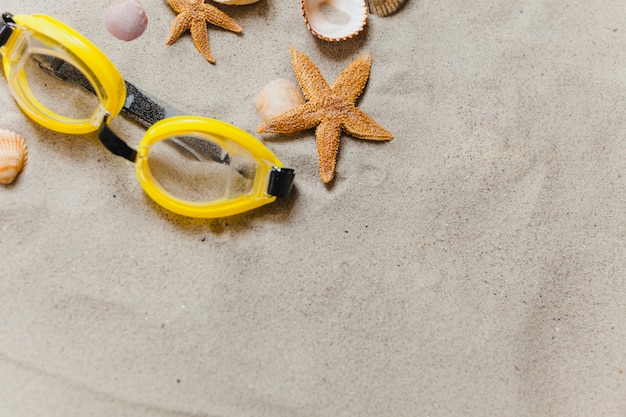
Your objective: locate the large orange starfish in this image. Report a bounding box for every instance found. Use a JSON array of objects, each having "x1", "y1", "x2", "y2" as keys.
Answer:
[
  {"x1": 165, "y1": 0, "x2": 242, "y2": 63},
  {"x1": 258, "y1": 47, "x2": 393, "y2": 183}
]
